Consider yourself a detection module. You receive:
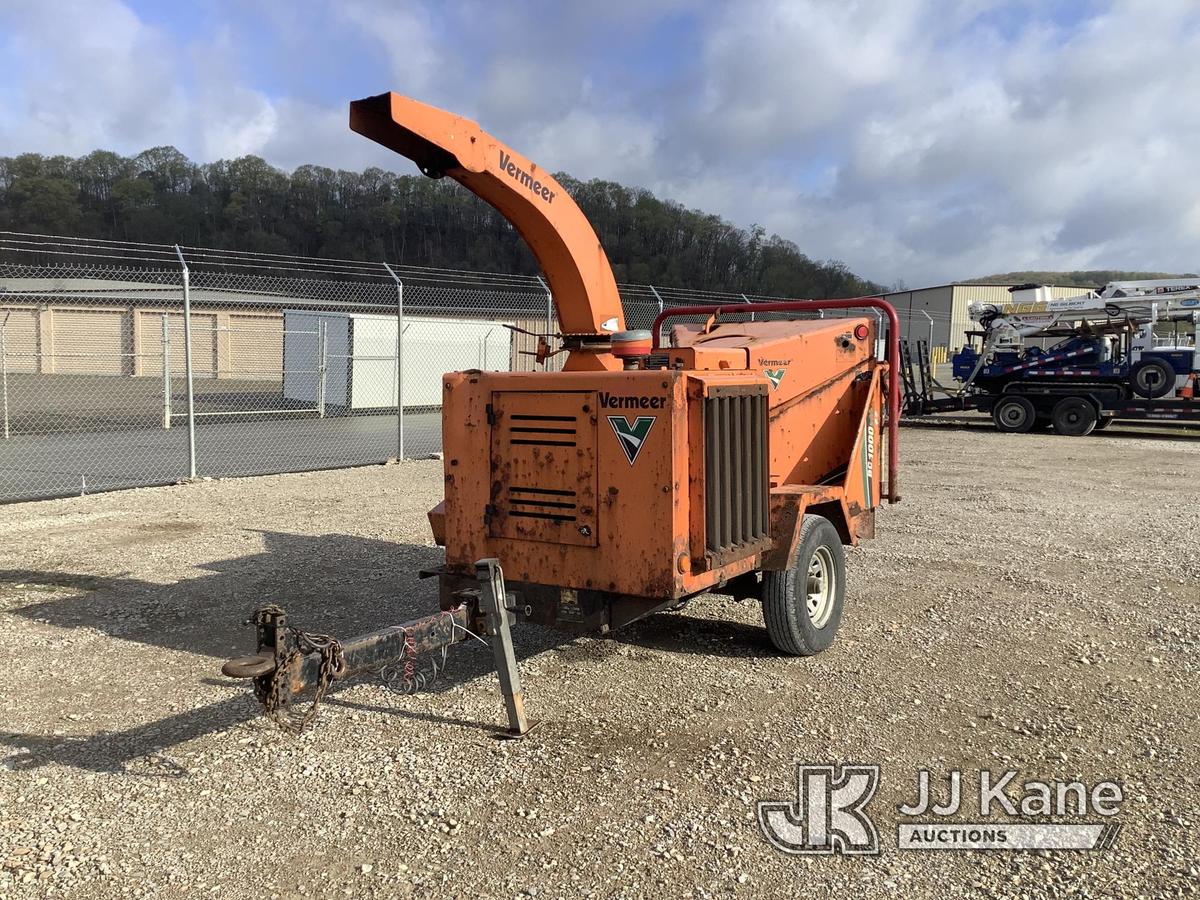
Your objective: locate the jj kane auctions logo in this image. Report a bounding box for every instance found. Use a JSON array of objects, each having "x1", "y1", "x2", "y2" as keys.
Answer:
[{"x1": 758, "y1": 765, "x2": 1123, "y2": 855}]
